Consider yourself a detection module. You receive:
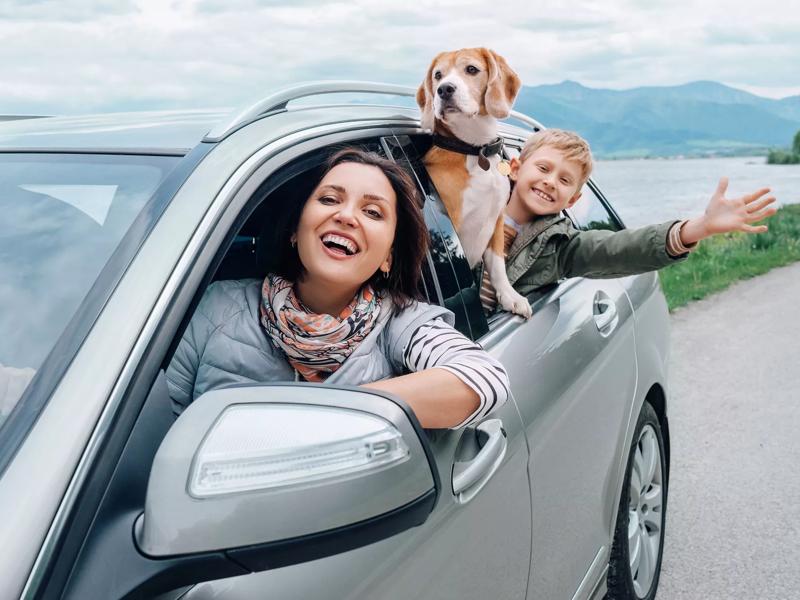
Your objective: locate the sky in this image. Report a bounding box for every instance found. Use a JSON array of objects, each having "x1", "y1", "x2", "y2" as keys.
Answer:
[{"x1": 1, "y1": 0, "x2": 798, "y2": 115}]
